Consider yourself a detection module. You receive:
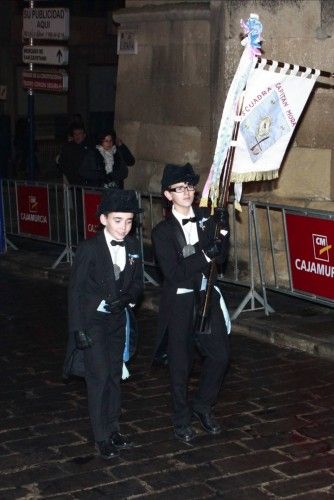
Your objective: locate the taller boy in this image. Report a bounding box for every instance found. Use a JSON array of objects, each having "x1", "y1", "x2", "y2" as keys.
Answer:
[
  {"x1": 152, "y1": 163, "x2": 231, "y2": 442},
  {"x1": 64, "y1": 189, "x2": 143, "y2": 459}
]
